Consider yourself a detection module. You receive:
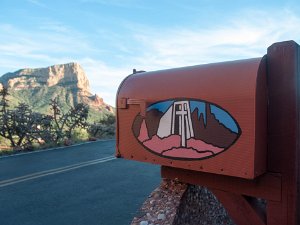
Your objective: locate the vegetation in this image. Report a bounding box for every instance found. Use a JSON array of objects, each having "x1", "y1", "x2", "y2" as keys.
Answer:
[
  {"x1": 88, "y1": 113, "x2": 116, "y2": 139},
  {"x1": 5, "y1": 86, "x2": 108, "y2": 123},
  {"x1": 0, "y1": 86, "x2": 115, "y2": 154}
]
